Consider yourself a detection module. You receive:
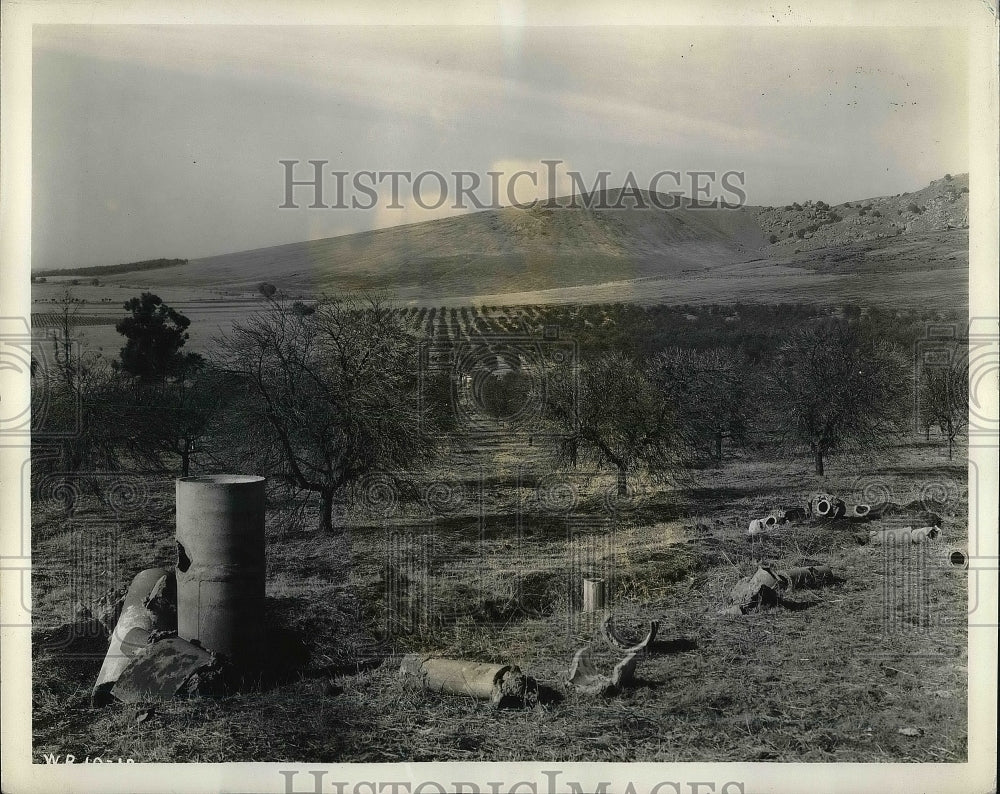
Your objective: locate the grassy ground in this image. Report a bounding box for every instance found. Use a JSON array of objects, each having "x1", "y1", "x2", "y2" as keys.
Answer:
[{"x1": 31, "y1": 435, "x2": 968, "y2": 763}]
